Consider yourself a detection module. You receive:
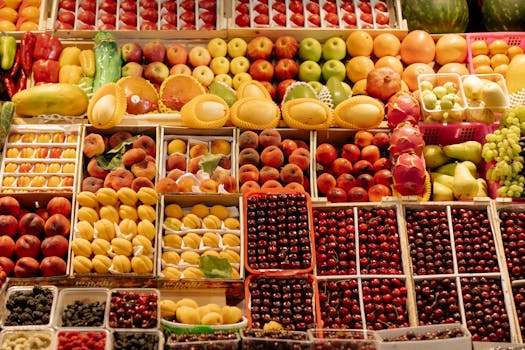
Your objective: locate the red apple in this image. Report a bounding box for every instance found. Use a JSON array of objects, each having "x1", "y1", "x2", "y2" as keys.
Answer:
[
  {"x1": 315, "y1": 143, "x2": 337, "y2": 166},
  {"x1": 247, "y1": 36, "x2": 273, "y2": 60},
  {"x1": 121, "y1": 42, "x2": 142, "y2": 63},
  {"x1": 352, "y1": 159, "x2": 374, "y2": 176},
  {"x1": 356, "y1": 173, "x2": 374, "y2": 190},
  {"x1": 274, "y1": 35, "x2": 299, "y2": 59},
  {"x1": 249, "y1": 59, "x2": 274, "y2": 82},
  {"x1": 166, "y1": 43, "x2": 188, "y2": 65},
  {"x1": 143, "y1": 39, "x2": 166, "y2": 63},
  {"x1": 276, "y1": 79, "x2": 296, "y2": 102},
  {"x1": 274, "y1": 58, "x2": 298, "y2": 81},
  {"x1": 144, "y1": 61, "x2": 169, "y2": 84}
]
